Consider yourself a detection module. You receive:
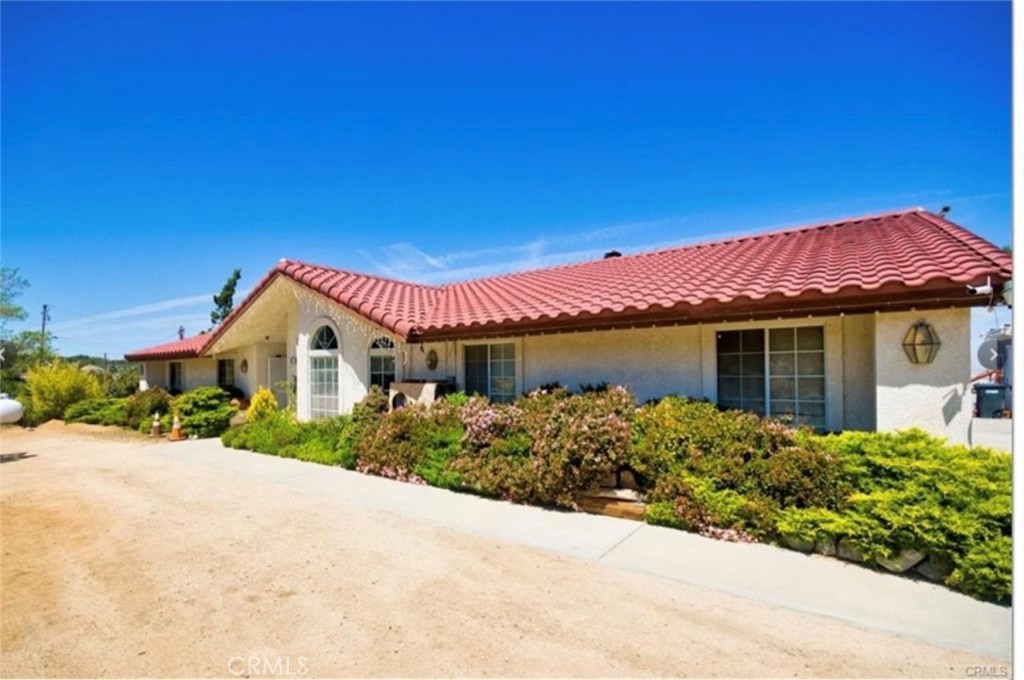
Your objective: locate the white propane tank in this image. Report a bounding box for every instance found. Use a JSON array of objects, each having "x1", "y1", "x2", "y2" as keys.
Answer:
[{"x1": 0, "y1": 392, "x2": 25, "y2": 424}]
